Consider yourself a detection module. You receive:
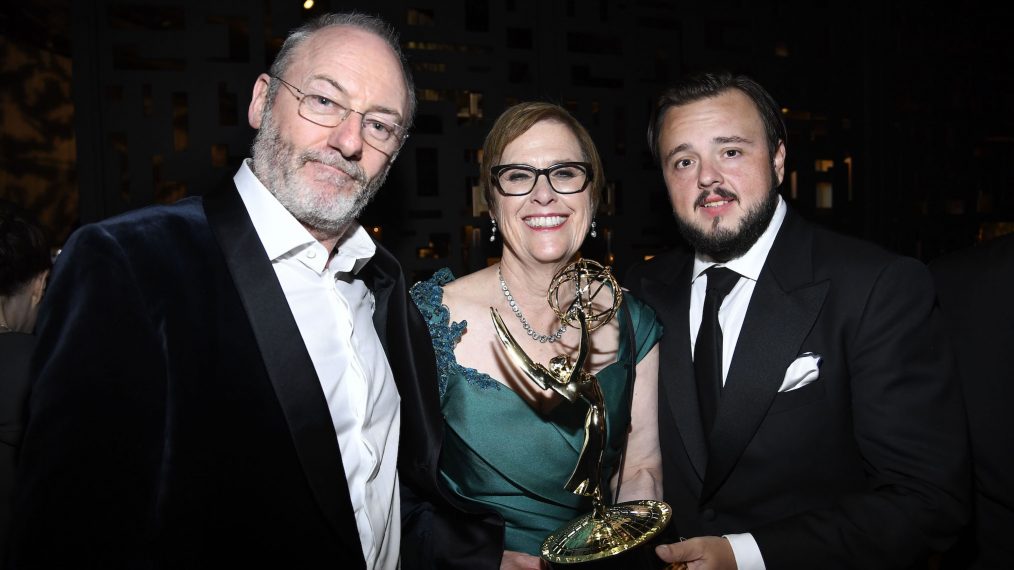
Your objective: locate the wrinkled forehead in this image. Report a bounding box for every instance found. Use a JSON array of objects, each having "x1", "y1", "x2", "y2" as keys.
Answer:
[{"x1": 289, "y1": 26, "x2": 409, "y2": 117}]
